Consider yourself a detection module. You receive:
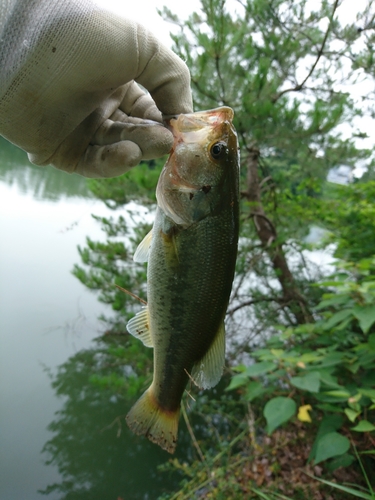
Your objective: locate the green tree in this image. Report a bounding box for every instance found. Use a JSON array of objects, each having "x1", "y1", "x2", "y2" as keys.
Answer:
[
  {"x1": 161, "y1": 0, "x2": 373, "y2": 332},
  {"x1": 320, "y1": 180, "x2": 375, "y2": 262}
]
